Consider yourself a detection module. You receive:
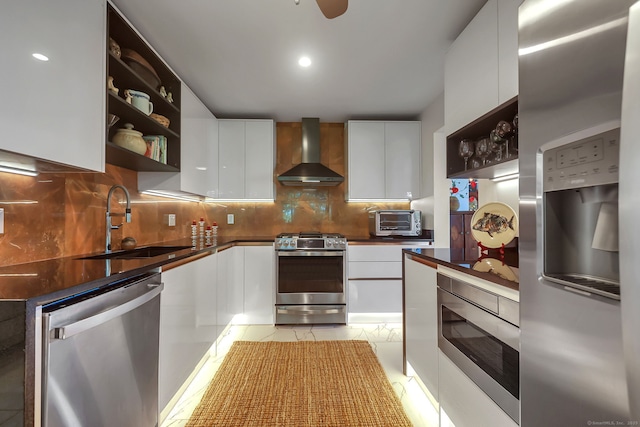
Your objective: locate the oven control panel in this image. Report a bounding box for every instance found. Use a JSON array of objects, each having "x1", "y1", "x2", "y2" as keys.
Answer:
[
  {"x1": 275, "y1": 236, "x2": 346, "y2": 250},
  {"x1": 324, "y1": 238, "x2": 346, "y2": 250}
]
